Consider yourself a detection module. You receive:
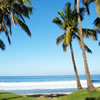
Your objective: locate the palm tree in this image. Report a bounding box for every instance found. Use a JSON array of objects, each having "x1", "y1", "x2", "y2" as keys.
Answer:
[
  {"x1": 0, "y1": 0, "x2": 33, "y2": 45},
  {"x1": 53, "y1": 3, "x2": 97, "y2": 90},
  {"x1": 76, "y1": 0, "x2": 95, "y2": 91}
]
